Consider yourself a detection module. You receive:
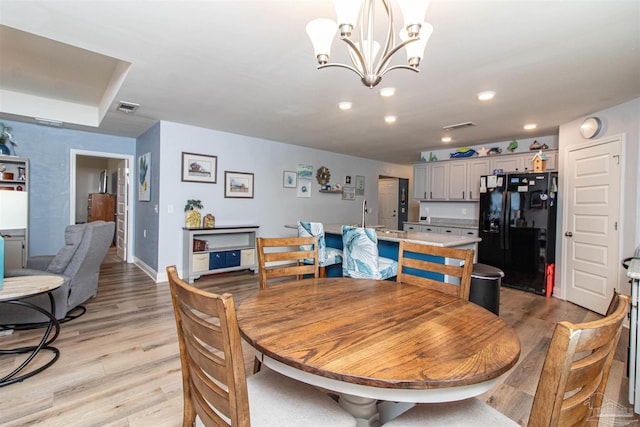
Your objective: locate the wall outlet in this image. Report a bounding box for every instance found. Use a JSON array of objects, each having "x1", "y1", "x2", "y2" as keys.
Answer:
[
  {"x1": 462, "y1": 208, "x2": 468, "y2": 215},
  {"x1": 143, "y1": 229, "x2": 147, "y2": 238}
]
